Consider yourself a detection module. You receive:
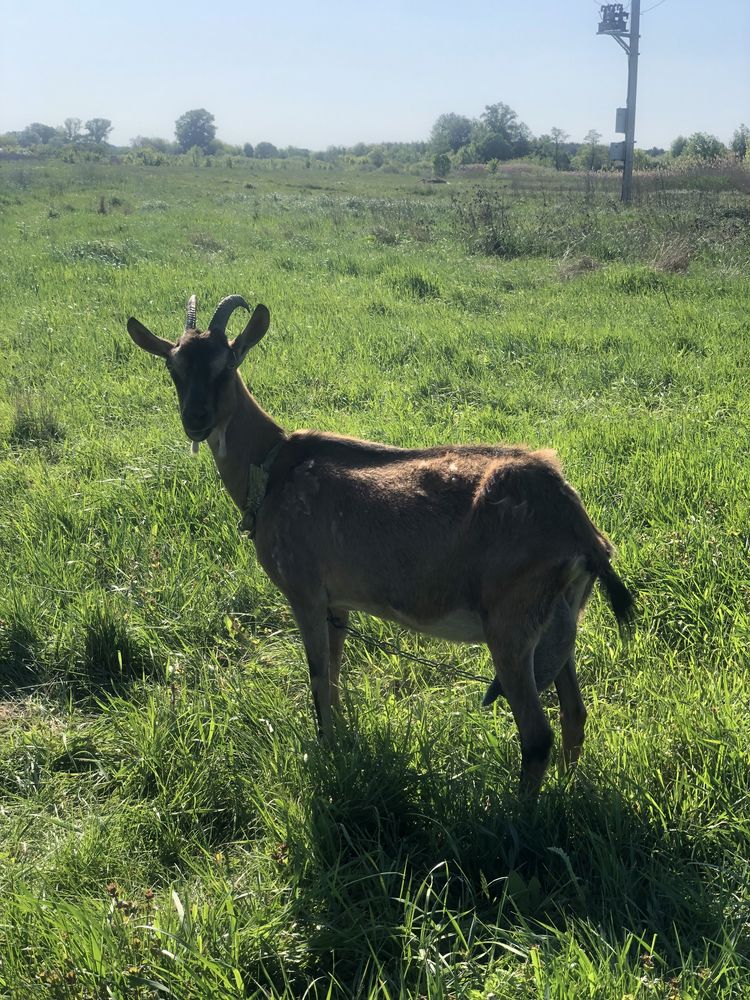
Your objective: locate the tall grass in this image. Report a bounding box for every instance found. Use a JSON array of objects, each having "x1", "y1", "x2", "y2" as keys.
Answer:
[{"x1": 0, "y1": 159, "x2": 748, "y2": 997}]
